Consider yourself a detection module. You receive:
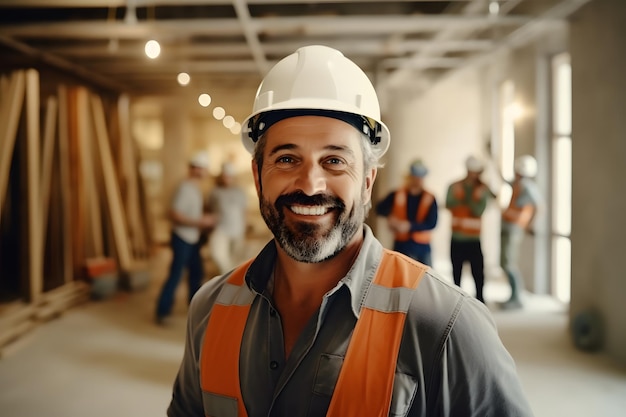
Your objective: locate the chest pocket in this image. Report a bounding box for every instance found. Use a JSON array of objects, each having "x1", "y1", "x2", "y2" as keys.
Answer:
[{"x1": 309, "y1": 354, "x2": 418, "y2": 417}]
